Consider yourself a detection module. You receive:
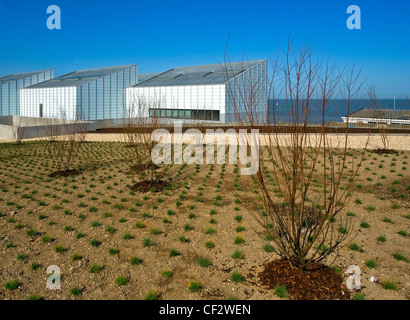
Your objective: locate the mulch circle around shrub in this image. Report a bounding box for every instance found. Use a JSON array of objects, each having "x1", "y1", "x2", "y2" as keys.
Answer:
[
  {"x1": 258, "y1": 259, "x2": 350, "y2": 300},
  {"x1": 130, "y1": 180, "x2": 171, "y2": 193},
  {"x1": 48, "y1": 169, "x2": 82, "y2": 178},
  {"x1": 372, "y1": 148, "x2": 397, "y2": 154}
]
